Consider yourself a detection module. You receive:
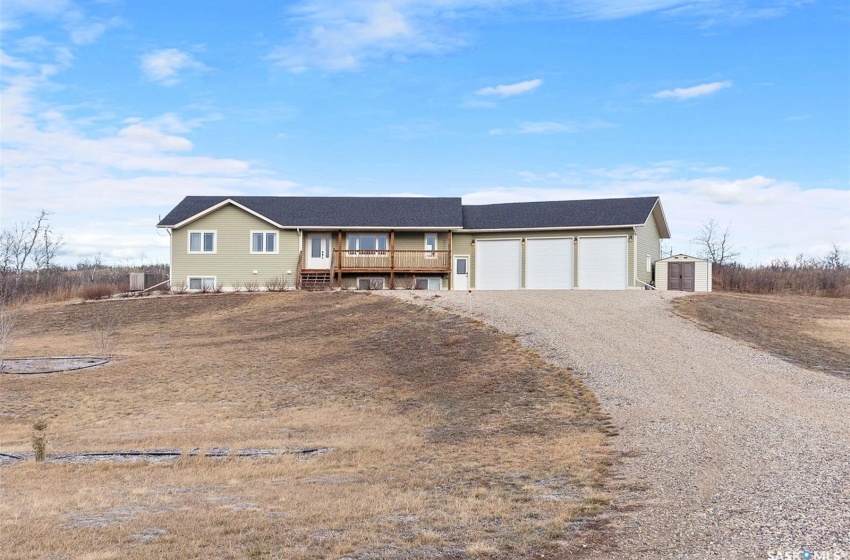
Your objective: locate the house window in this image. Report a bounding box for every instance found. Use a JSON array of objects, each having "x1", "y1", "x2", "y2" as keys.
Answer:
[
  {"x1": 424, "y1": 233, "x2": 437, "y2": 258},
  {"x1": 415, "y1": 277, "x2": 441, "y2": 290},
  {"x1": 348, "y1": 234, "x2": 388, "y2": 255},
  {"x1": 188, "y1": 231, "x2": 216, "y2": 253},
  {"x1": 357, "y1": 277, "x2": 385, "y2": 290},
  {"x1": 646, "y1": 254, "x2": 652, "y2": 273},
  {"x1": 188, "y1": 276, "x2": 216, "y2": 291},
  {"x1": 251, "y1": 231, "x2": 278, "y2": 254}
]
